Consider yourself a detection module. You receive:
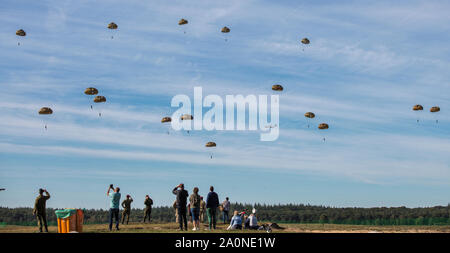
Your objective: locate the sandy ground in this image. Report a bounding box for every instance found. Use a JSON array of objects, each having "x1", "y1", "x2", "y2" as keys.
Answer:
[{"x1": 1, "y1": 222, "x2": 450, "y2": 233}]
